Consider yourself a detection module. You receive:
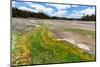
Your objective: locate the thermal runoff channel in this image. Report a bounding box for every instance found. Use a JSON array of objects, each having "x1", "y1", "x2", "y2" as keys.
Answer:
[{"x1": 12, "y1": 1, "x2": 96, "y2": 66}]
